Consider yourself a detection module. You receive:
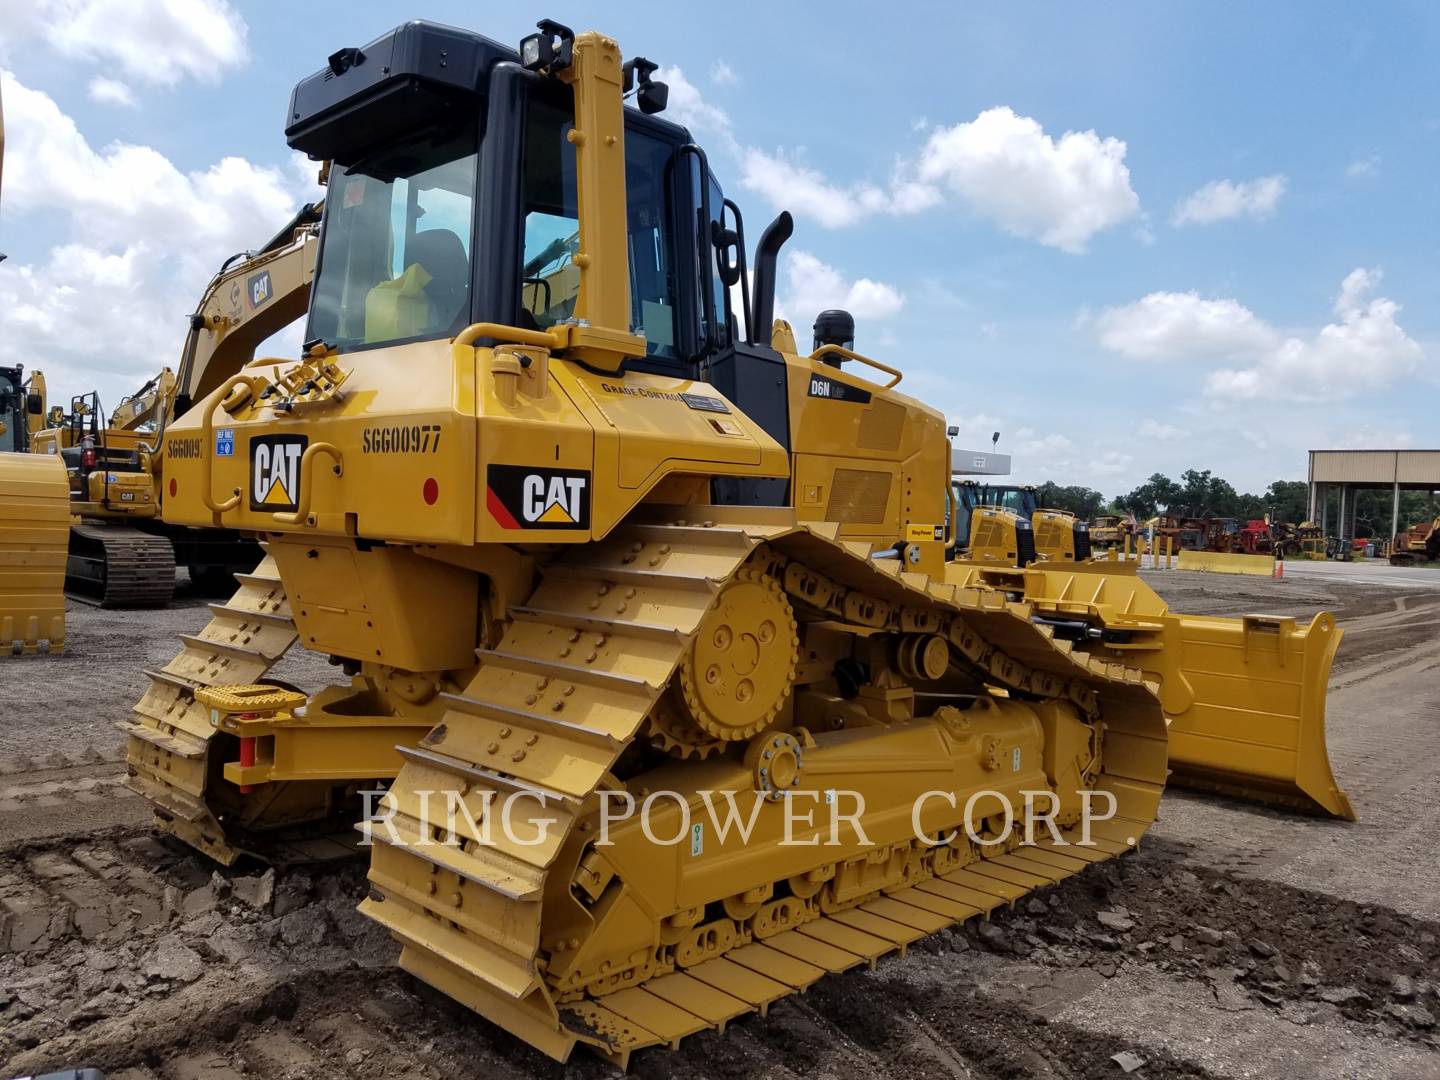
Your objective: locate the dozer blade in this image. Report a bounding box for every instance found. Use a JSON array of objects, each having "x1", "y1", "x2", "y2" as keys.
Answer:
[
  {"x1": 1164, "y1": 611, "x2": 1354, "y2": 820},
  {"x1": 974, "y1": 562, "x2": 1353, "y2": 819},
  {"x1": 0, "y1": 452, "x2": 68, "y2": 655}
]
